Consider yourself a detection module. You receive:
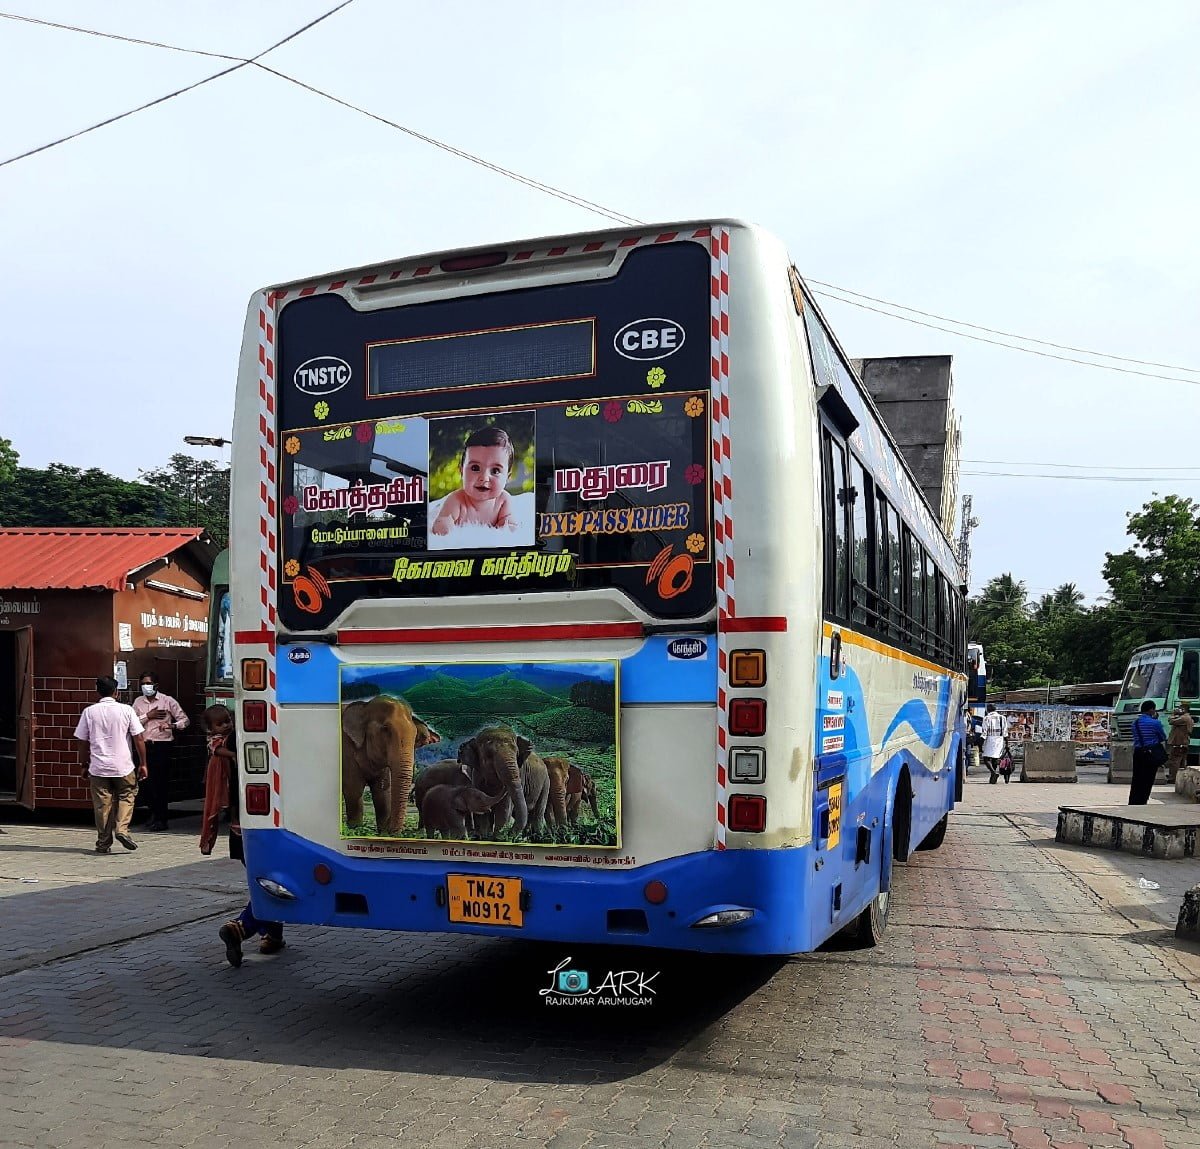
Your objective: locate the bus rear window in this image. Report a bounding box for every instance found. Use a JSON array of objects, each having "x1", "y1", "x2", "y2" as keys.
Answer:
[{"x1": 274, "y1": 241, "x2": 714, "y2": 629}]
